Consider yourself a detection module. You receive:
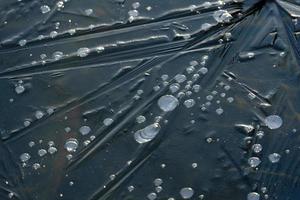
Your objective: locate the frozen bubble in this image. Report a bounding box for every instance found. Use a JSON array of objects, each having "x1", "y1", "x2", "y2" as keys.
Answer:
[
  {"x1": 64, "y1": 138, "x2": 79, "y2": 152},
  {"x1": 84, "y1": 8, "x2": 93, "y2": 16},
  {"x1": 96, "y1": 46, "x2": 105, "y2": 53},
  {"x1": 53, "y1": 51, "x2": 64, "y2": 60},
  {"x1": 169, "y1": 83, "x2": 180, "y2": 93},
  {"x1": 264, "y1": 115, "x2": 282, "y2": 129},
  {"x1": 38, "y1": 149, "x2": 47, "y2": 157},
  {"x1": 268, "y1": 153, "x2": 281, "y2": 163},
  {"x1": 147, "y1": 192, "x2": 157, "y2": 200},
  {"x1": 15, "y1": 85, "x2": 25, "y2": 94},
  {"x1": 155, "y1": 186, "x2": 163, "y2": 193},
  {"x1": 28, "y1": 141, "x2": 35, "y2": 147},
  {"x1": 186, "y1": 66, "x2": 195, "y2": 74},
  {"x1": 128, "y1": 10, "x2": 139, "y2": 17},
  {"x1": 180, "y1": 187, "x2": 194, "y2": 199},
  {"x1": 192, "y1": 163, "x2": 198, "y2": 168},
  {"x1": 18, "y1": 39, "x2": 27, "y2": 46},
  {"x1": 134, "y1": 123, "x2": 160, "y2": 143},
  {"x1": 132, "y1": 2, "x2": 140, "y2": 9},
  {"x1": 50, "y1": 31, "x2": 58, "y2": 38},
  {"x1": 199, "y1": 67, "x2": 208, "y2": 74},
  {"x1": 35, "y1": 110, "x2": 44, "y2": 119},
  {"x1": 216, "y1": 108, "x2": 224, "y2": 115},
  {"x1": 20, "y1": 153, "x2": 31, "y2": 162},
  {"x1": 40, "y1": 5, "x2": 50, "y2": 14},
  {"x1": 184, "y1": 99, "x2": 195, "y2": 108},
  {"x1": 79, "y1": 125, "x2": 91, "y2": 135},
  {"x1": 154, "y1": 178, "x2": 163, "y2": 186},
  {"x1": 227, "y1": 97, "x2": 234, "y2": 103},
  {"x1": 174, "y1": 74, "x2": 187, "y2": 83},
  {"x1": 32, "y1": 163, "x2": 41, "y2": 170},
  {"x1": 247, "y1": 192, "x2": 260, "y2": 200},
  {"x1": 77, "y1": 47, "x2": 90, "y2": 57},
  {"x1": 158, "y1": 95, "x2": 179, "y2": 112},
  {"x1": 252, "y1": 144, "x2": 262, "y2": 153},
  {"x1": 248, "y1": 157, "x2": 261, "y2": 168},
  {"x1": 136, "y1": 115, "x2": 146, "y2": 123},
  {"x1": 48, "y1": 146, "x2": 57, "y2": 154},
  {"x1": 128, "y1": 185, "x2": 135, "y2": 192},
  {"x1": 103, "y1": 118, "x2": 113, "y2": 126},
  {"x1": 24, "y1": 120, "x2": 31, "y2": 127},
  {"x1": 213, "y1": 10, "x2": 232, "y2": 23}
]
